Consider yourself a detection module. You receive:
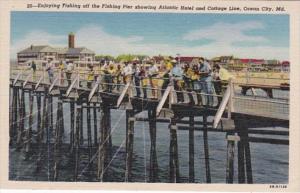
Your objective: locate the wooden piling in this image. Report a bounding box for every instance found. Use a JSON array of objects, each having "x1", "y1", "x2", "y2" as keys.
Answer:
[
  {"x1": 36, "y1": 93, "x2": 42, "y2": 143},
  {"x1": 237, "y1": 128, "x2": 246, "y2": 183},
  {"x1": 25, "y1": 90, "x2": 34, "y2": 160},
  {"x1": 35, "y1": 93, "x2": 42, "y2": 173},
  {"x1": 10, "y1": 87, "x2": 18, "y2": 144},
  {"x1": 16, "y1": 89, "x2": 25, "y2": 150},
  {"x1": 70, "y1": 100, "x2": 75, "y2": 152},
  {"x1": 107, "y1": 107, "x2": 112, "y2": 160},
  {"x1": 93, "y1": 103, "x2": 98, "y2": 146},
  {"x1": 80, "y1": 104, "x2": 84, "y2": 145},
  {"x1": 49, "y1": 96, "x2": 54, "y2": 133},
  {"x1": 53, "y1": 100, "x2": 63, "y2": 181},
  {"x1": 189, "y1": 116, "x2": 195, "y2": 183},
  {"x1": 244, "y1": 128, "x2": 253, "y2": 184},
  {"x1": 226, "y1": 132, "x2": 236, "y2": 184},
  {"x1": 87, "y1": 103, "x2": 92, "y2": 162},
  {"x1": 9, "y1": 87, "x2": 14, "y2": 144},
  {"x1": 125, "y1": 110, "x2": 134, "y2": 182},
  {"x1": 97, "y1": 106, "x2": 110, "y2": 182},
  {"x1": 74, "y1": 105, "x2": 81, "y2": 181},
  {"x1": 169, "y1": 117, "x2": 179, "y2": 183},
  {"x1": 148, "y1": 109, "x2": 158, "y2": 182},
  {"x1": 203, "y1": 115, "x2": 211, "y2": 183}
]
